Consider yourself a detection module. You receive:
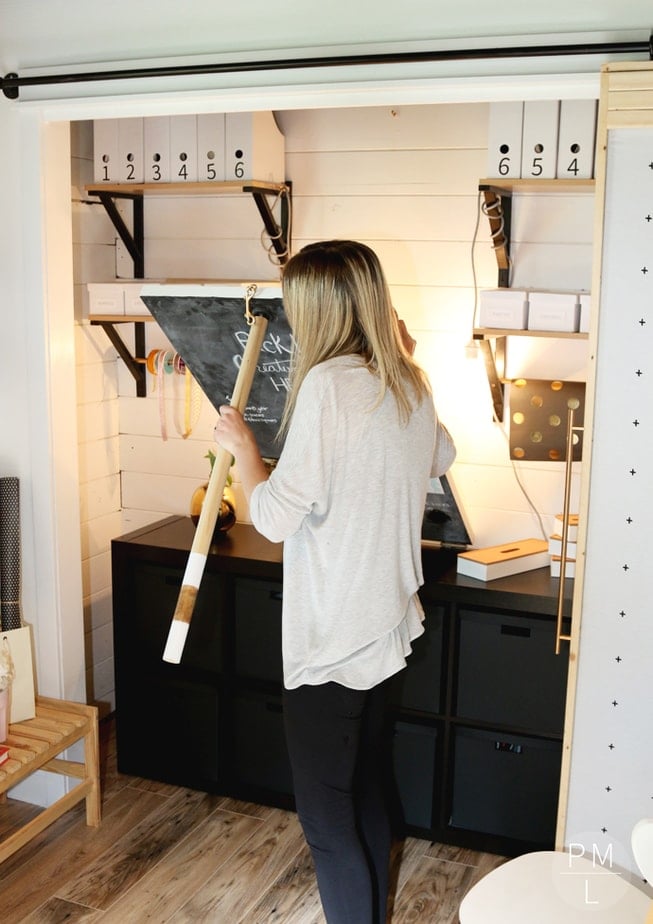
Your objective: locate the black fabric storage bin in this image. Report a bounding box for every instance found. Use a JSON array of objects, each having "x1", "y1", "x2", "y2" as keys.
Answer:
[
  {"x1": 116, "y1": 678, "x2": 220, "y2": 788},
  {"x1": 121, "y1": 562, "x2": 224, "y2": 674},
  {"x1": 392, "y1": 721, "x2": 438, "y2": 830},
  {"x1": 234, "y1": 577, "x2": 283, "y2": 683},
  {"x1": 450, "y1": 726, "x2": 561, "y2": 845},
  {"x1": 456, "y1": 608, "x2": 568, "y2": 733},
  {"x1": 388, "y1": 604, "x2": 444, "y2": 714},
  {"x1": 232, "y1": 689, "x2": 293, "y2": 795}
]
